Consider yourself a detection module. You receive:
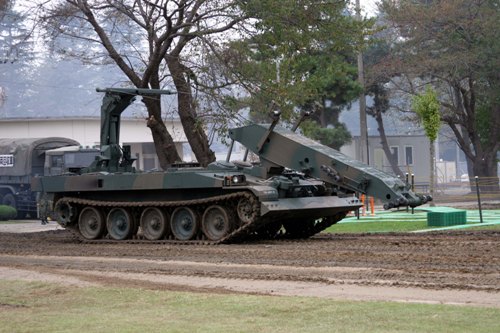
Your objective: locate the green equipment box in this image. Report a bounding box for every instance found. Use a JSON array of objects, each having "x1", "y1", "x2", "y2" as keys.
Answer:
[{"x1": 427, "y1": 208, "x2": 467, "y2": 227}]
